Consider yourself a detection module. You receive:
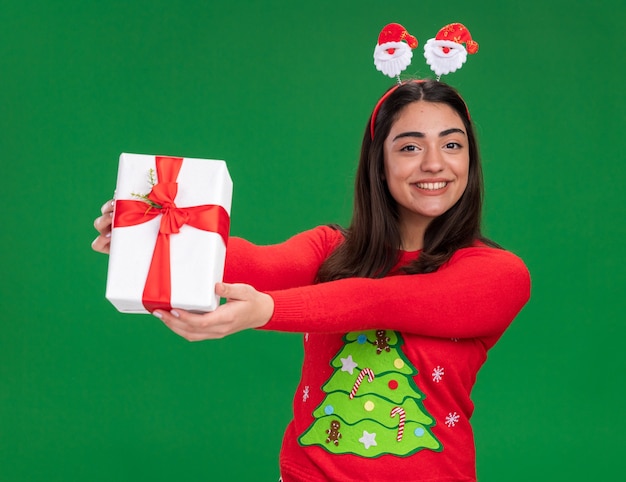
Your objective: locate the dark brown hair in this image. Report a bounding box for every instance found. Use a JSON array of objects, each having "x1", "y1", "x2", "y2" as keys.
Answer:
[{"x1": 317, "y1": 80, "x2": 499, "y2": 282}]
